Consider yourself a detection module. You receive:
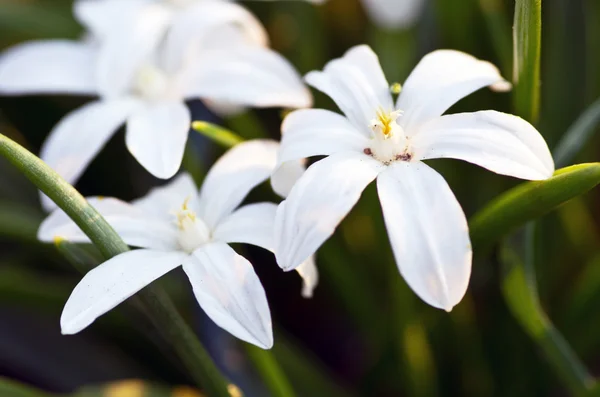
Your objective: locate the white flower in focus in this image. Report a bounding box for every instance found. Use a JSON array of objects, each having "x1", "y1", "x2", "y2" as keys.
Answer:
[
  {"x1": 271, "y1": 160, "x2": 319, "y2": 298},
  {"x1": 274, "y1": 45, "x2": 554, "y2": 311},
  {"x1": 0, "y1": 1, "x2": 311, "y2": 210},
  {"x1": 38, "y1": 140, "x2": 282, "y2": 349}
]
